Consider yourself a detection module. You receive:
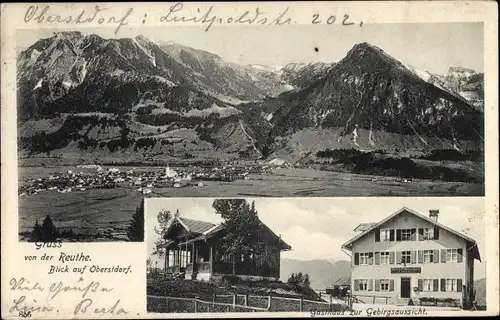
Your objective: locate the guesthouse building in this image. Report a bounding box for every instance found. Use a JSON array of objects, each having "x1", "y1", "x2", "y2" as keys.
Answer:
[
  {"x1": 341, "y1": 207, "x2": 480, "y2": 309},
  {"x1": 158, "y1": 211, "x2": 291, "y2": 281}
]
